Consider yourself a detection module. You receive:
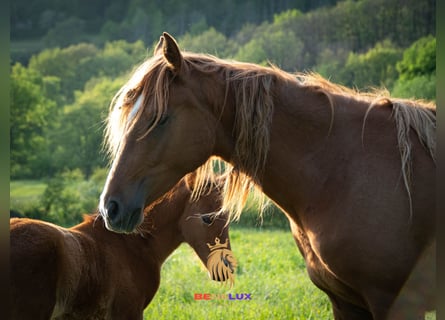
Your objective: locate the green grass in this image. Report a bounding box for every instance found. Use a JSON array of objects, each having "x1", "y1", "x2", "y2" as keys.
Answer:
[
  {"x1": 10, "y1": 180, "x2": 47, "y2": 212},
  {"x1": 144, "y1": 227, "x2": 436, "y2": 319},
  {"x1": 143, "y1": 228, "x2": 332, "y2": 319},
  {"x1": 10, "y1": 180, "x2": 436, "y2": 319}
]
